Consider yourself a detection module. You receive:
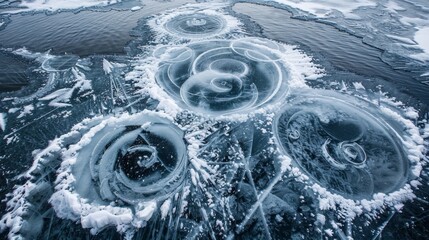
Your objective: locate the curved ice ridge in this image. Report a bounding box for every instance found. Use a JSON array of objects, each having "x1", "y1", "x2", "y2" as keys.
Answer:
[
  {"x1": 148, "y1": 3, "x2": 242, "y2": 41},
  {"x1": 128, "y1": 37, "x2": 324, "y2": 117},
  {"x1": 274, "y1": 90, "x2": 424, "y2": 207}
]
